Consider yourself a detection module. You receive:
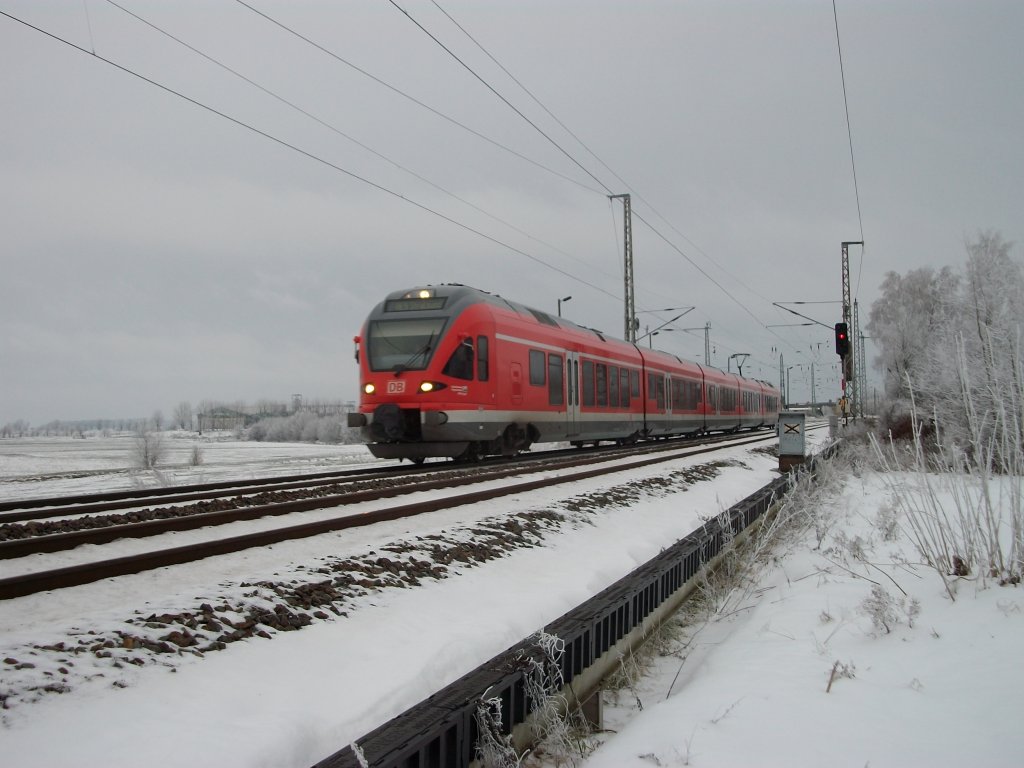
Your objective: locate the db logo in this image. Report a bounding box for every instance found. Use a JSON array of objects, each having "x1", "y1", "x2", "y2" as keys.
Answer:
[{"x1": 387, "y1": 381, "x2": 406, "y2": 394}]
